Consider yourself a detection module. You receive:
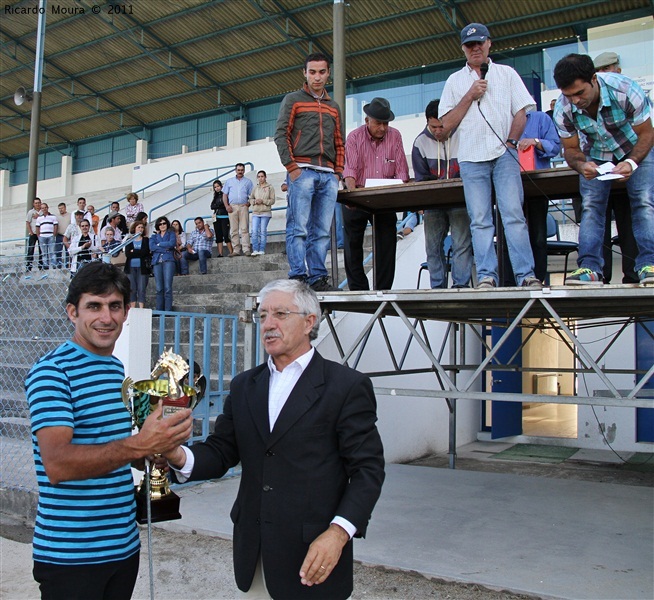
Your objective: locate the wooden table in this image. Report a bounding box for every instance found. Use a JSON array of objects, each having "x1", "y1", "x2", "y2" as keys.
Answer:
[
  {"x1": 337, "y1": 167, "x2": 627, "y2": 213},
  {"x1": 336, "y1": 167, "x2": 628, "y2": 288}
]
